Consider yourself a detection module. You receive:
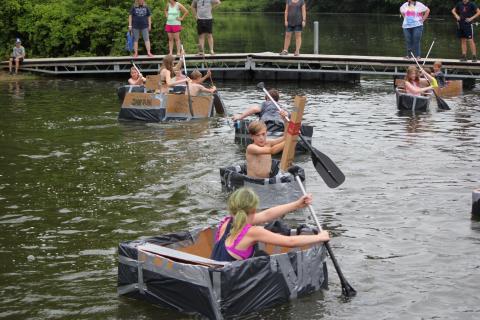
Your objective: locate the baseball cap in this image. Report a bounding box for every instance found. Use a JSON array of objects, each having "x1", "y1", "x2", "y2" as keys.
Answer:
[{"x1": 16, "y1": 38, "x2": 21, "y2": 43}]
